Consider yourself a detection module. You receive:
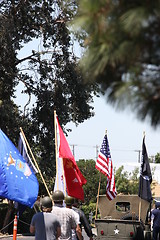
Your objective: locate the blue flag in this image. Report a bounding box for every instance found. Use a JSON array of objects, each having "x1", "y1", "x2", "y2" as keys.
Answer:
[
  {"x1": 0, "y1": 129, "x2": 39, "y2": 207},
  {"x1": 18, "y1": 132, "x2": 38, "y2": 174}
]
